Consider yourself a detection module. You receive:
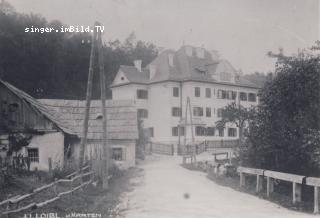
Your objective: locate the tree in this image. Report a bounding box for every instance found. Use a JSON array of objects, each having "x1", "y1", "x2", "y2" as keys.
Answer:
[
  {"x1": 243, "y1": 44, "x2": 320, "y2": 176},
  {"x1": 0, "y1": 3, "x2": 158, "y2": 99},
  {"x1": 216, "y1": 102, "x2": 254, "y2": 142},
  {"x1": 215, "y1": 102, "x2": 255, "y2": 161}
]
